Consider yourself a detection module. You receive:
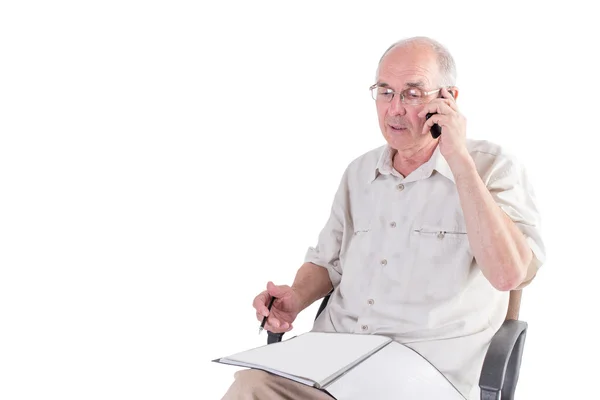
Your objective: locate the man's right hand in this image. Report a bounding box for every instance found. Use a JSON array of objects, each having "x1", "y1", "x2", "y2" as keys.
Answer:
[{"x1": 253, "y1": 281, "x2": 302, "y2": 333}]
